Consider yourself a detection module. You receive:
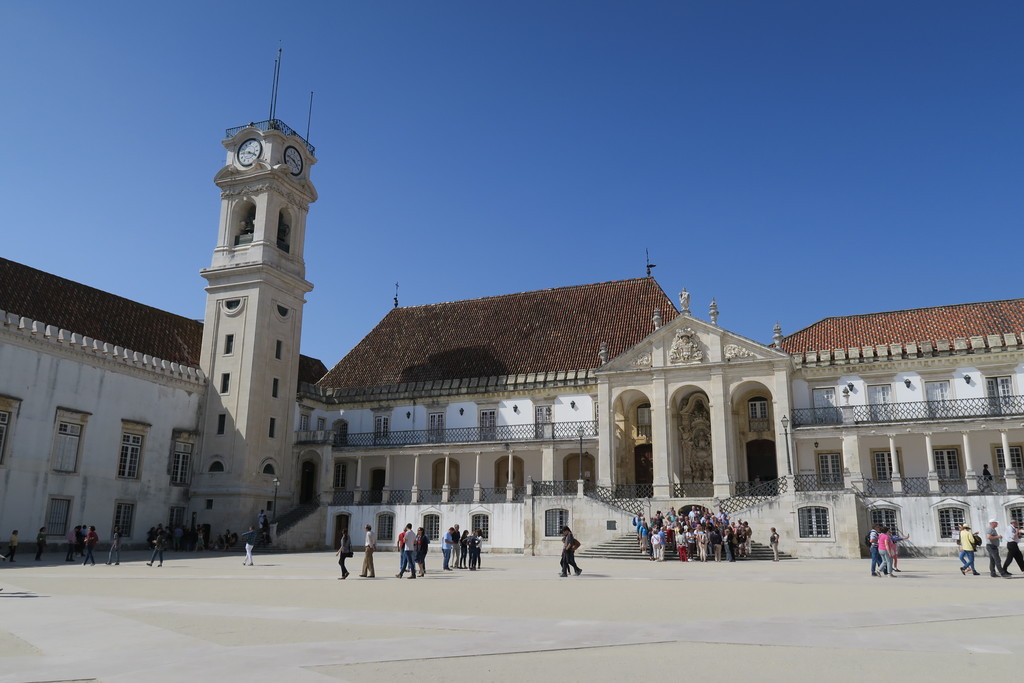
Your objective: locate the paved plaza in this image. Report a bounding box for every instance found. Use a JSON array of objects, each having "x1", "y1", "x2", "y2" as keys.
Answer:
[{"x1": 0, "y1": 548, "x2": 1021, "y2": 682}]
